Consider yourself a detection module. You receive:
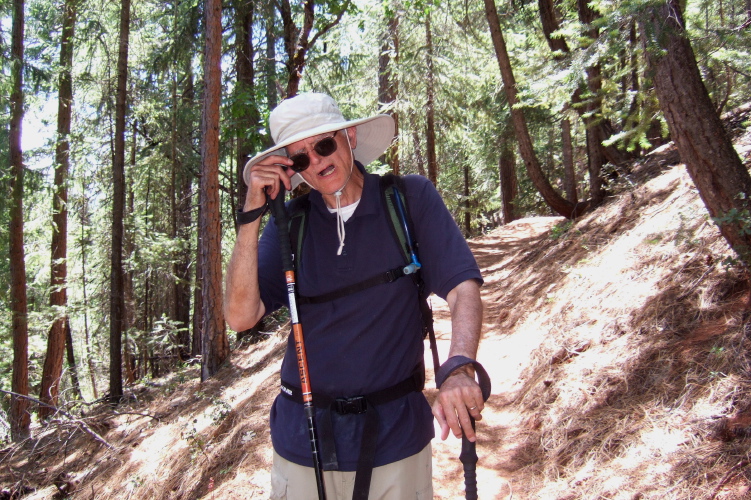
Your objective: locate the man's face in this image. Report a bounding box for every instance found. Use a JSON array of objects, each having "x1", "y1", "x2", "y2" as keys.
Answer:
[{"x1": 285, "y1": 127, "x2": 357, "y2": 194}]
